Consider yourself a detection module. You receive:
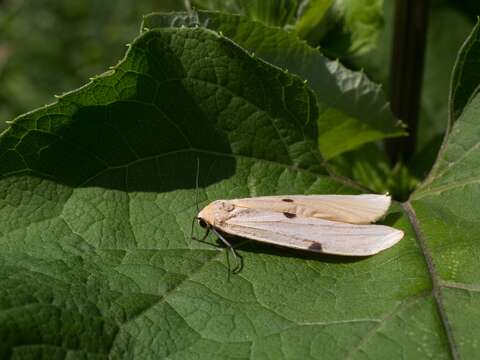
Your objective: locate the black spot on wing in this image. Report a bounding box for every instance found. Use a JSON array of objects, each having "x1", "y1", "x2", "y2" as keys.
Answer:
[
  {"x1": 308, "y1": 243, "x2": 323, "y2": 252},
  {"x1": 283, "y1": 212, "x2": 296, "y2": 218},
  {"x1": 282, "y1": 198, "x2": 294, "y2": 202}
]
